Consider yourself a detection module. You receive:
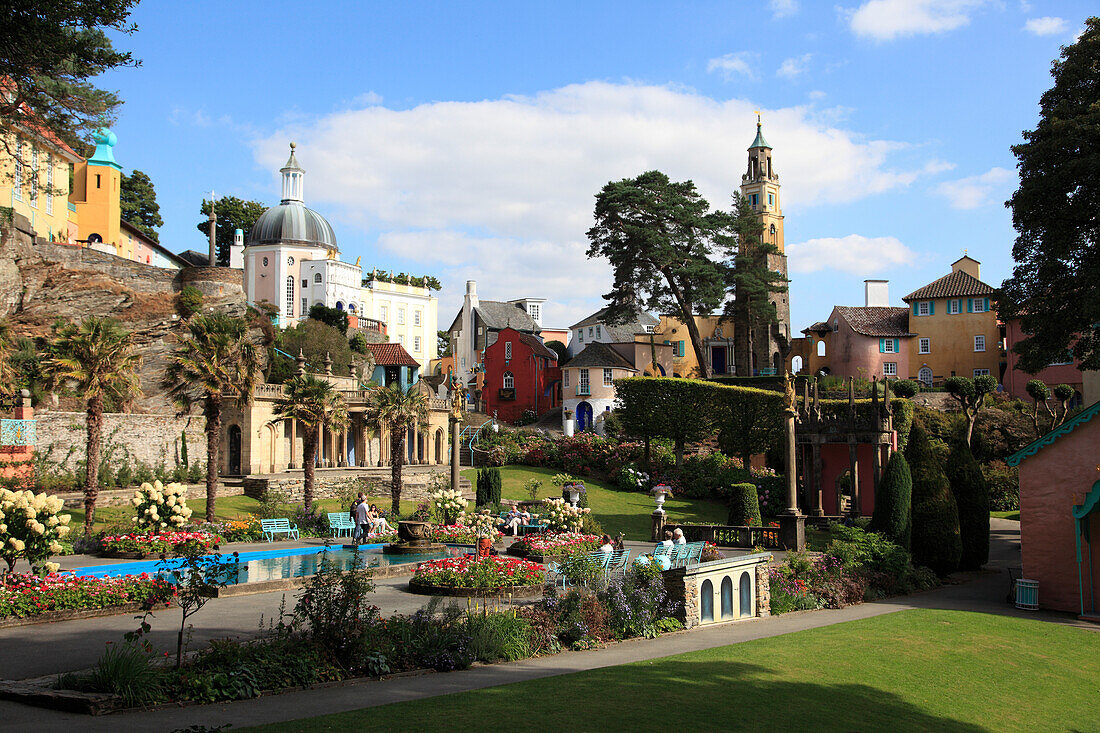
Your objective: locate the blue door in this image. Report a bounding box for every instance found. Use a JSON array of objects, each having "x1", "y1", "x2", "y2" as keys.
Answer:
[
  {"x1": 711, "y1": 346, "x2": 726, "y2": 375},
  {"x1": 576, "y1": 402, "x2": 593, "y2": 432}
]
